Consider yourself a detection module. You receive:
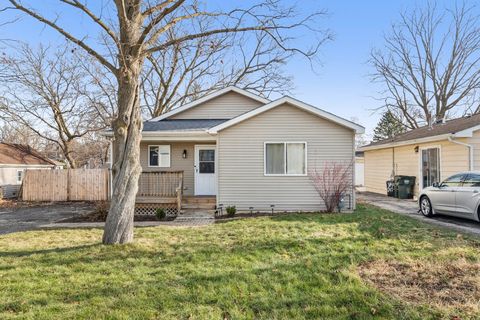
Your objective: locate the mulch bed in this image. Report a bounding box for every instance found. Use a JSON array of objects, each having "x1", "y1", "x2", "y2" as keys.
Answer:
[{"x1": 214, "y1": 211, "x2": 325, "y2": 219}]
